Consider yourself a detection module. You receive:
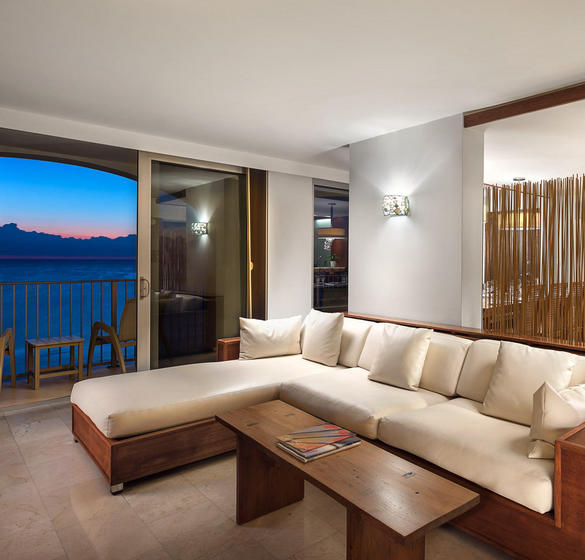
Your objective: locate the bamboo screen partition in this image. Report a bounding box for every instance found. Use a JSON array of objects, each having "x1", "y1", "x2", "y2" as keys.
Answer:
[{"x1": 483, "y1": 176, "x2": 585, "y2": 346}]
